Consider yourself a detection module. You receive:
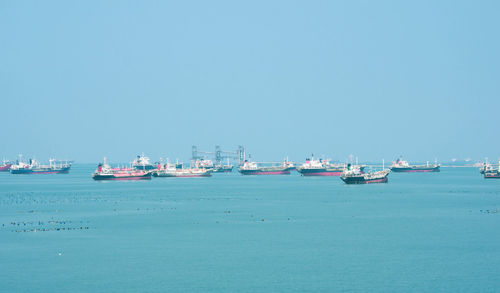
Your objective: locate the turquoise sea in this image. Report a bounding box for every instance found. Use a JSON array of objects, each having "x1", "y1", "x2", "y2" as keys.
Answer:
[{"x1": 1, "y1": 165, "x2": 499, "y2": 292}]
